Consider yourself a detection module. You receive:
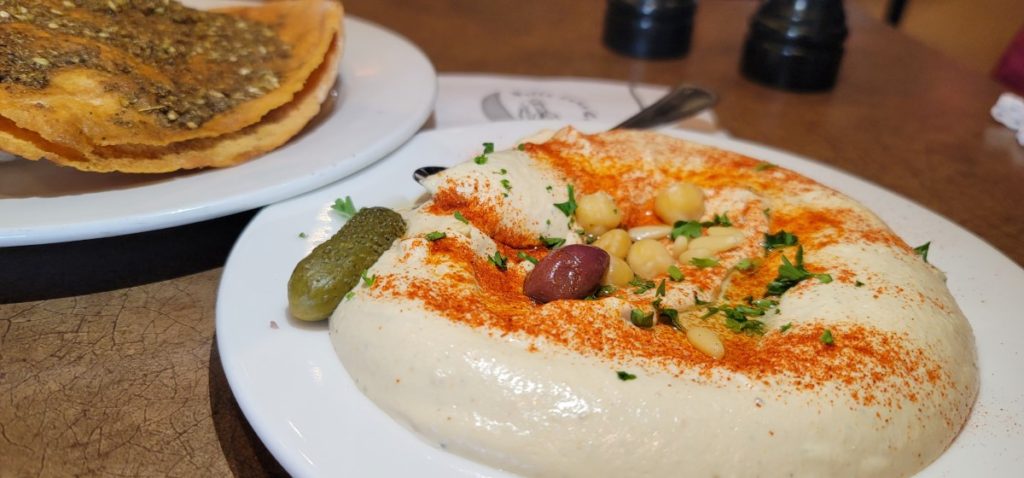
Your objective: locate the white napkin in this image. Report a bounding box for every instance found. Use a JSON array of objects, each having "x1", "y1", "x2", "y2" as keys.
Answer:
[
  {"x1": 434, "y1": 74, "x2": 721, "y2": 134},
  {"x1": 990, "y1": 92, "x2": 1024, "y2": 146}
]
